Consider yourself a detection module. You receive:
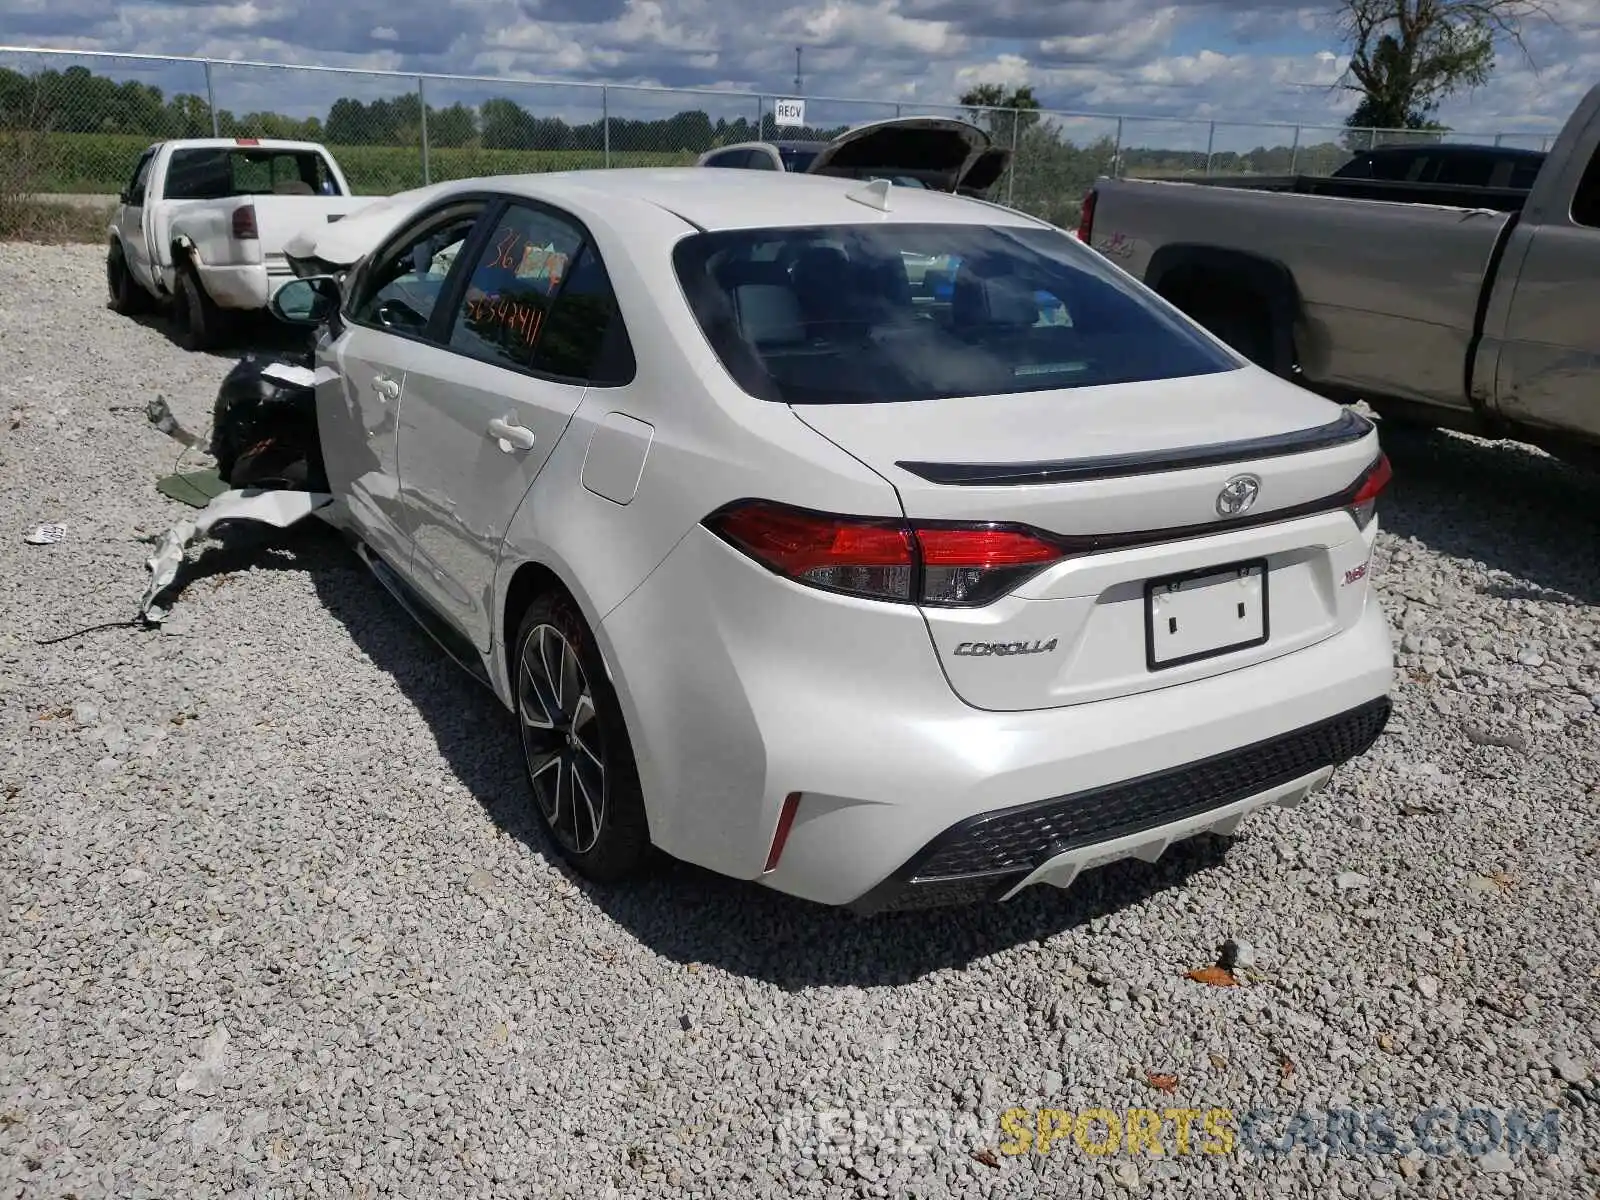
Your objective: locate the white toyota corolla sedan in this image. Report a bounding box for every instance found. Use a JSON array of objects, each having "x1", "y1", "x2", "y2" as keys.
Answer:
[{"x1": 269, "y1": 167, "x2": 1394, "y2": 913}]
